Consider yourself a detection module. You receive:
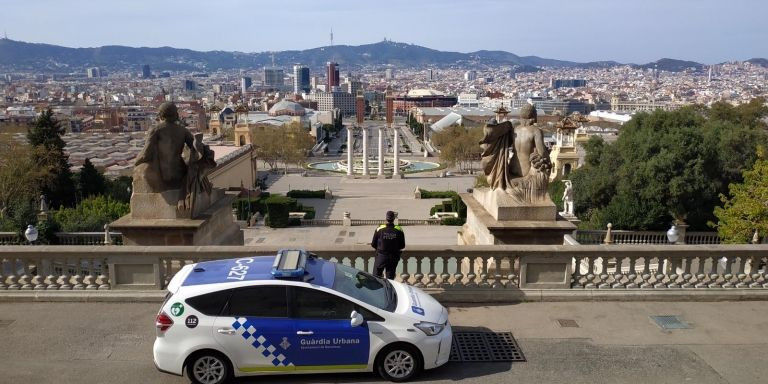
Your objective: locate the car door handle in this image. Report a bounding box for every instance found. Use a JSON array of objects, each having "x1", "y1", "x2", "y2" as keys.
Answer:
[
  {"x1": 217, "y1": 328, "x2": 236, "y2": 335},
  {"x1": 296, "y1": 330, "x2": 314, "y2": 335}
]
